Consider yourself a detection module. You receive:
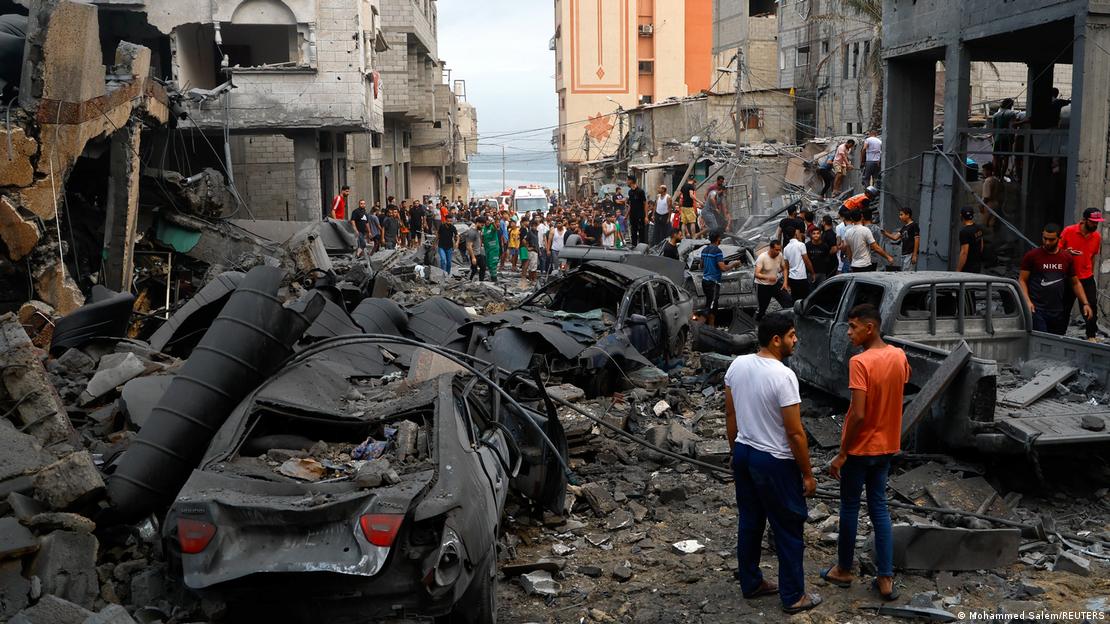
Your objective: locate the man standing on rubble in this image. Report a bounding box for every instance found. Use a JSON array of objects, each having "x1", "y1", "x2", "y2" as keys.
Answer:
[
  {"x1": 725, "y1": 313, "x2": 821, "y2": 615},
  {"x1": 754, "y1": 240, "x2": 794, "y2": 321},
  {"x1": 350, "y1": 199, "x2": 369, "y2": 258},
  {"x1": 627, "y1": 175, "x2": 648, "y2": 247},
  {"x1": 368, "y1": 206, "x2": 383, "y2": 254},
  {"x1": 821, "y1": 303, "x2": 909, "y2": 603},
  {"x1": 1019, "y1": 223, "x2": 1093, "y2": 335},
  {"x1": 956, "y1": 208, "x2": 985, "y2": 273},
  {"x1": 436, "y1": 213, "x2": 457, "y2": 274},
  {"x1": 465, "y1": 218, "x2": 487, "y2": 281},
  {"x1": 482, "y1": 216, "x2": 501, "y2": 282},
  {"x1": 329, "y1": 185, "x2": 350, "y2": 221},
  {"x1": 701, "y1": 231, "x2": 742, "y2": 326},
  {"x1": 1061, "y1": 208, "x2": 1103, "y2": 341}
]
